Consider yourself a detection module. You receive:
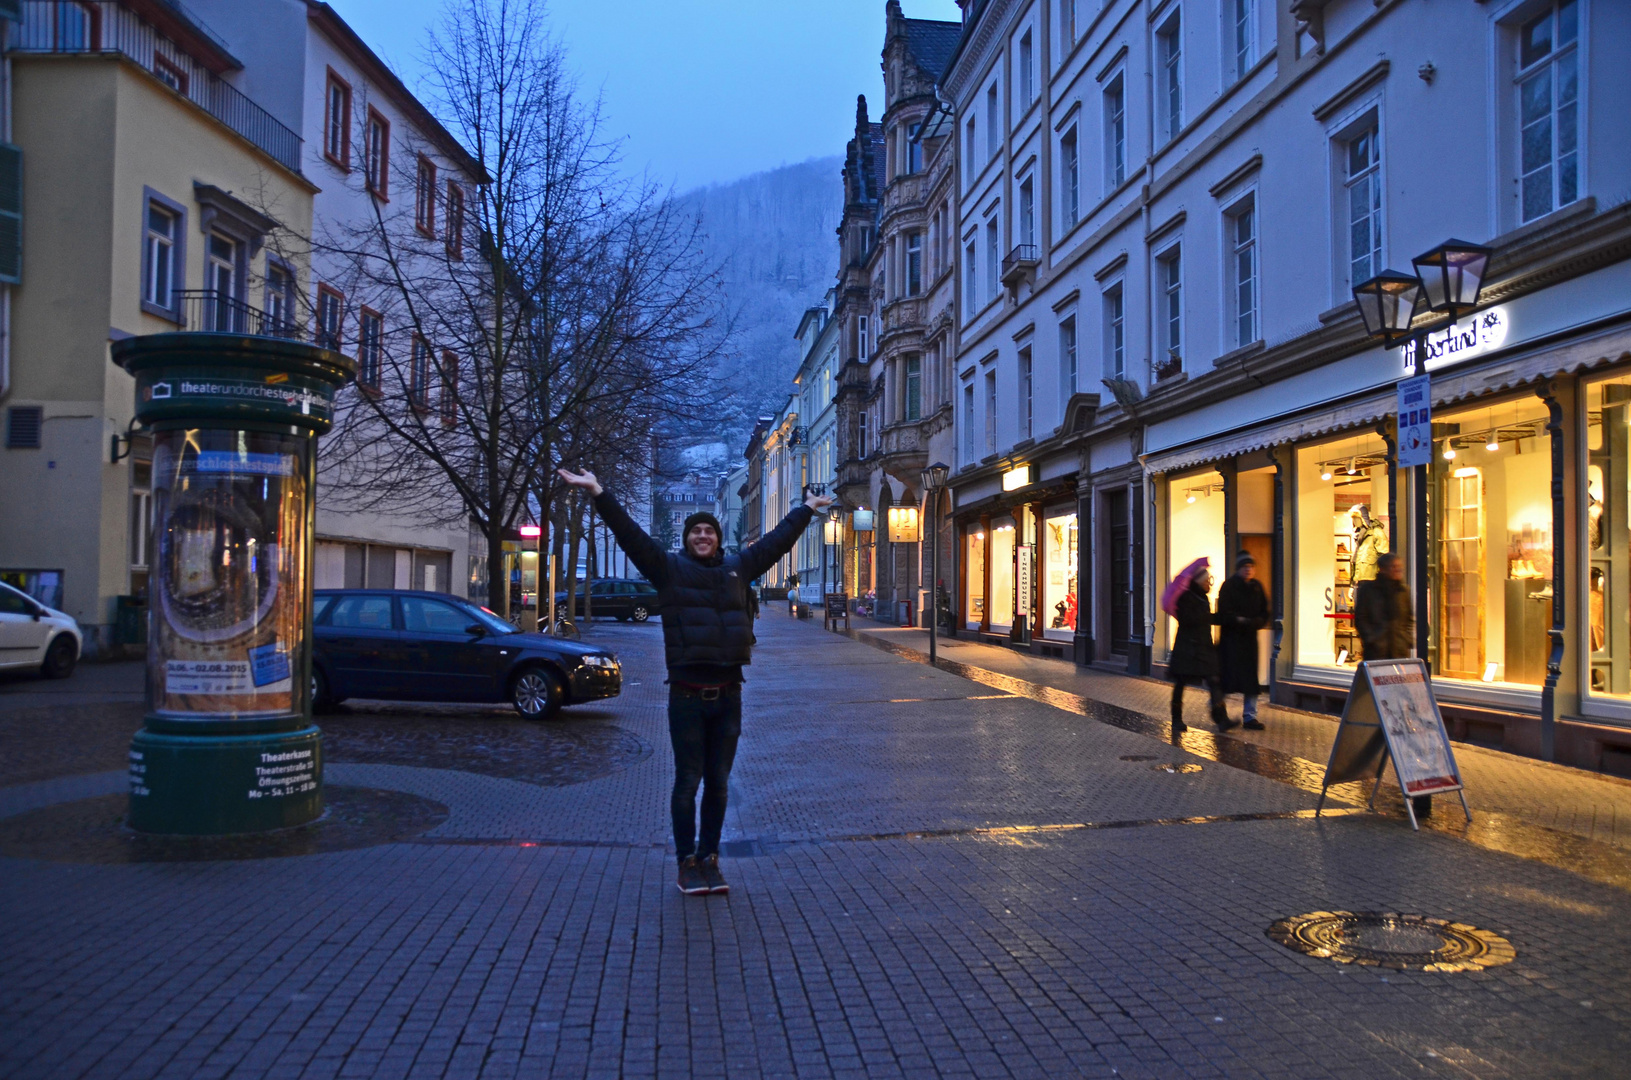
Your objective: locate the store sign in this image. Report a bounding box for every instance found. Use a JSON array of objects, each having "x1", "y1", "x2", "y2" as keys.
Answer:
[
  {"x1": 886, "y1": 506, "x2": 919, "y2": 543},
  {"x1": 1401, "y1": 306, "x2": 1510, "y2": 374},
  {"x1": 1396, "y1": 374, "x2": 1432, "y2": 468},
  {"x1": 1317, "y1": 658, "x2": 1466, "y2": 830},
  {"x1": 136, "y1": 366, "x2": 338, "y2": 426},
  {"x1": 852, "y1": 509, "x2": 875, "y2": 533},
  {"x1": 1017, "y1": 545, "x2": 1033, "y2": 615},
  {"x1": 1002, "y1": 464, "x2": 1036, "y2": 492}
]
